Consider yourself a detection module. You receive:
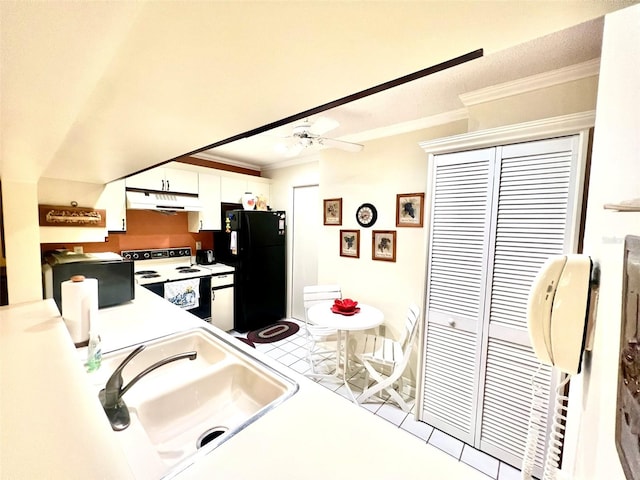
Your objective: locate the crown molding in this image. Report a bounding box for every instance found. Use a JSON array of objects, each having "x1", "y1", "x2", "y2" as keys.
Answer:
[
  {"x1": 419, "y1": 110, "x2": 595, "y2": 155},
  {"x1": 189, "y1": 152, "x2": 264, "y2": 172},
  {"x1": 262, "y1": 152, "x2": 322, "y2": 171},
  {"x1": 459, "y1": 59, "x2": 601, "y2": 107}
]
